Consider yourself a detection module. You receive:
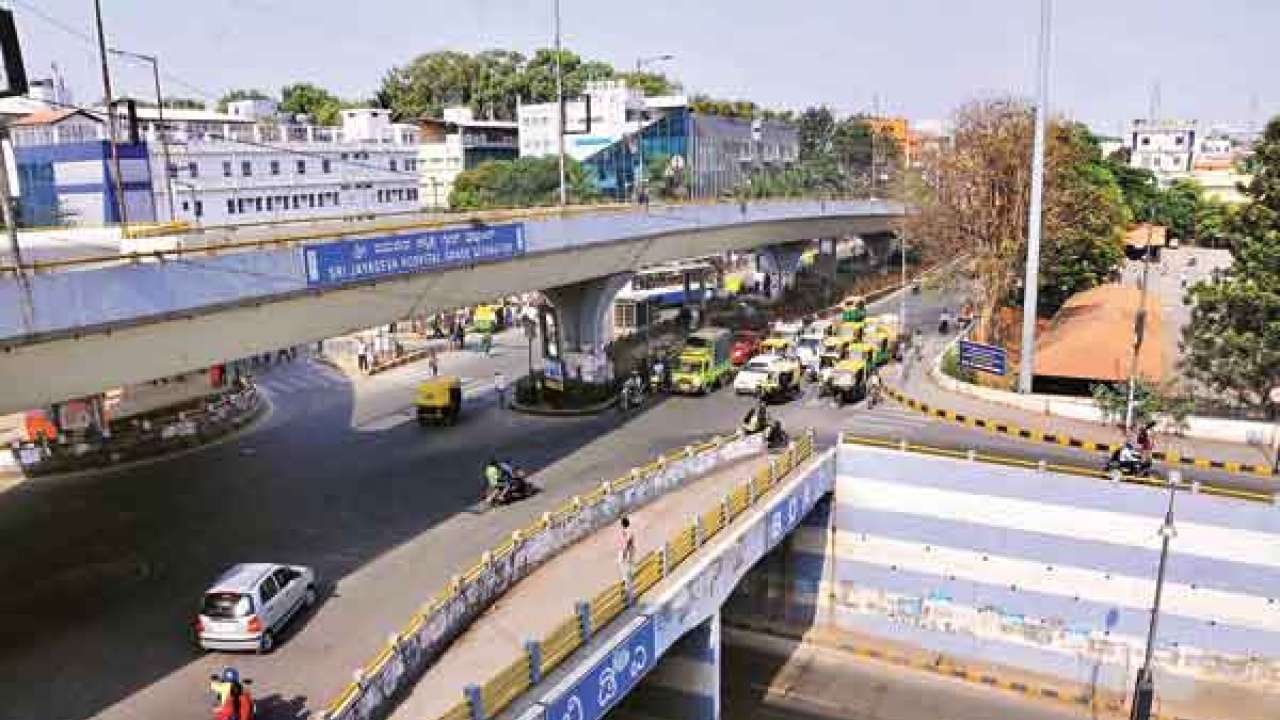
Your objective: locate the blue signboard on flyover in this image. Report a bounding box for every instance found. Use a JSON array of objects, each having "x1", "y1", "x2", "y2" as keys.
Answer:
[
  {"x1": 958, "y1": 339, "x2": 1007, "y2": 376},
  {"x1": 302, "y1": 222, "x2": 525, "y2": 287},
  {"x1": 544, "y1": 617, "x2": 655, "y2": 720}
]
